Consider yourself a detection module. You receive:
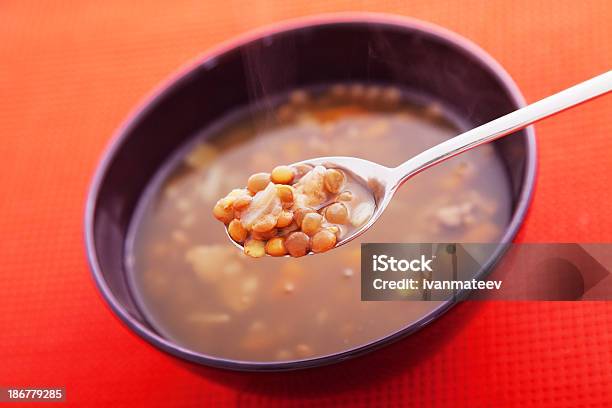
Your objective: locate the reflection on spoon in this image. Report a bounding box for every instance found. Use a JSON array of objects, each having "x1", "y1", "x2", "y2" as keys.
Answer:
[{"x1": 216, "y1": 71, "x2": 611, "y2": 257}]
